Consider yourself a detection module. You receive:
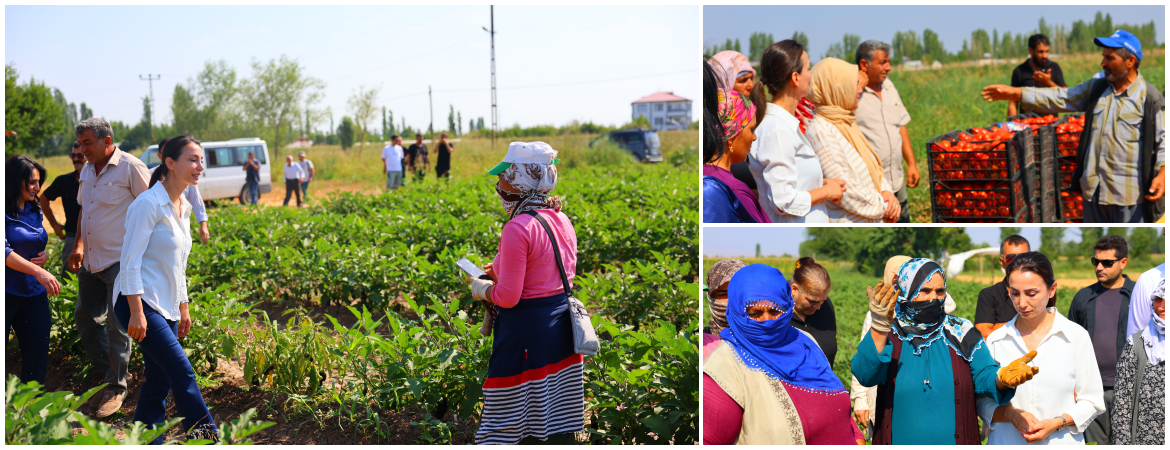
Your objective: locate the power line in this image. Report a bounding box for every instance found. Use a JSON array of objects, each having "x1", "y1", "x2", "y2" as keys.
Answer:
[
  {"x1": 376, "y1": 67, "x2": 697, "y2": 104},
  {"x1": 326, "y1": 34, "x2": 482, "y2": 84}
]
